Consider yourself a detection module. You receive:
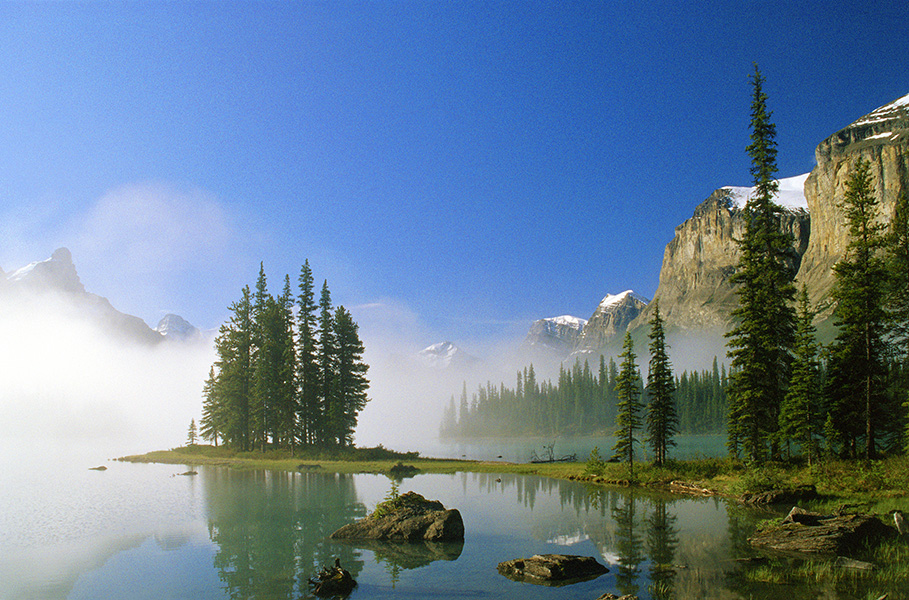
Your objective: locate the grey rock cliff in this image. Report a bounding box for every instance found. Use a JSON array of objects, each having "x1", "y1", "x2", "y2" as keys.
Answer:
[
  {"x1": 574, "y1": 291, "x2": 648, "y2": 354},
  {"x1": 796, "y1": 92, "x2": 909, "y2": 316},
  {"x1": 630, "y1": 187, "x2": 809, "y2": 335}
]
